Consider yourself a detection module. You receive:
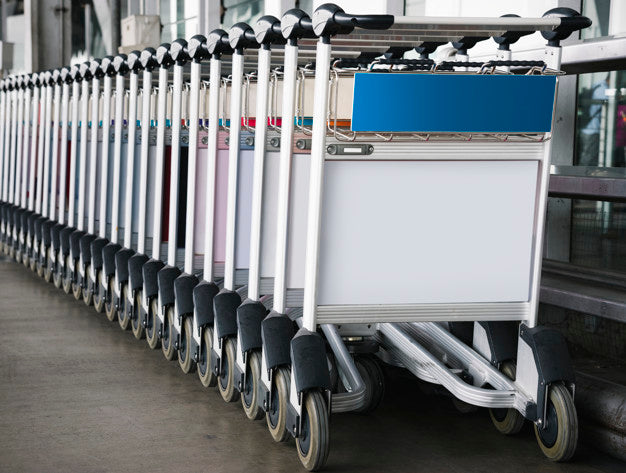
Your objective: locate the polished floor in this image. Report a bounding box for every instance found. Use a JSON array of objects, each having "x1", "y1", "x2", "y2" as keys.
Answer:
[{"x1": 0, "y1": 255, "x2": 624, "y2": 473}]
